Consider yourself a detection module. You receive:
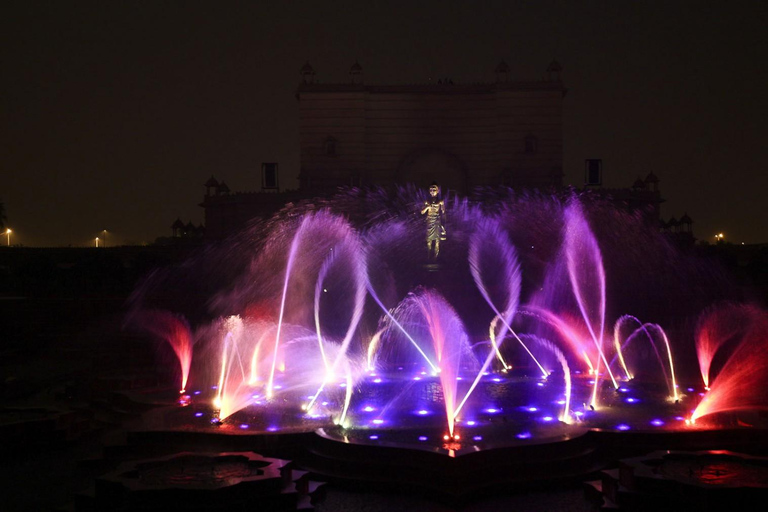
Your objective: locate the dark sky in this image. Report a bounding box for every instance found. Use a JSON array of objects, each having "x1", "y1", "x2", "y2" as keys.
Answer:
[{"x1": 2, "y1": 1, "x2": 767, "y2": 246}]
